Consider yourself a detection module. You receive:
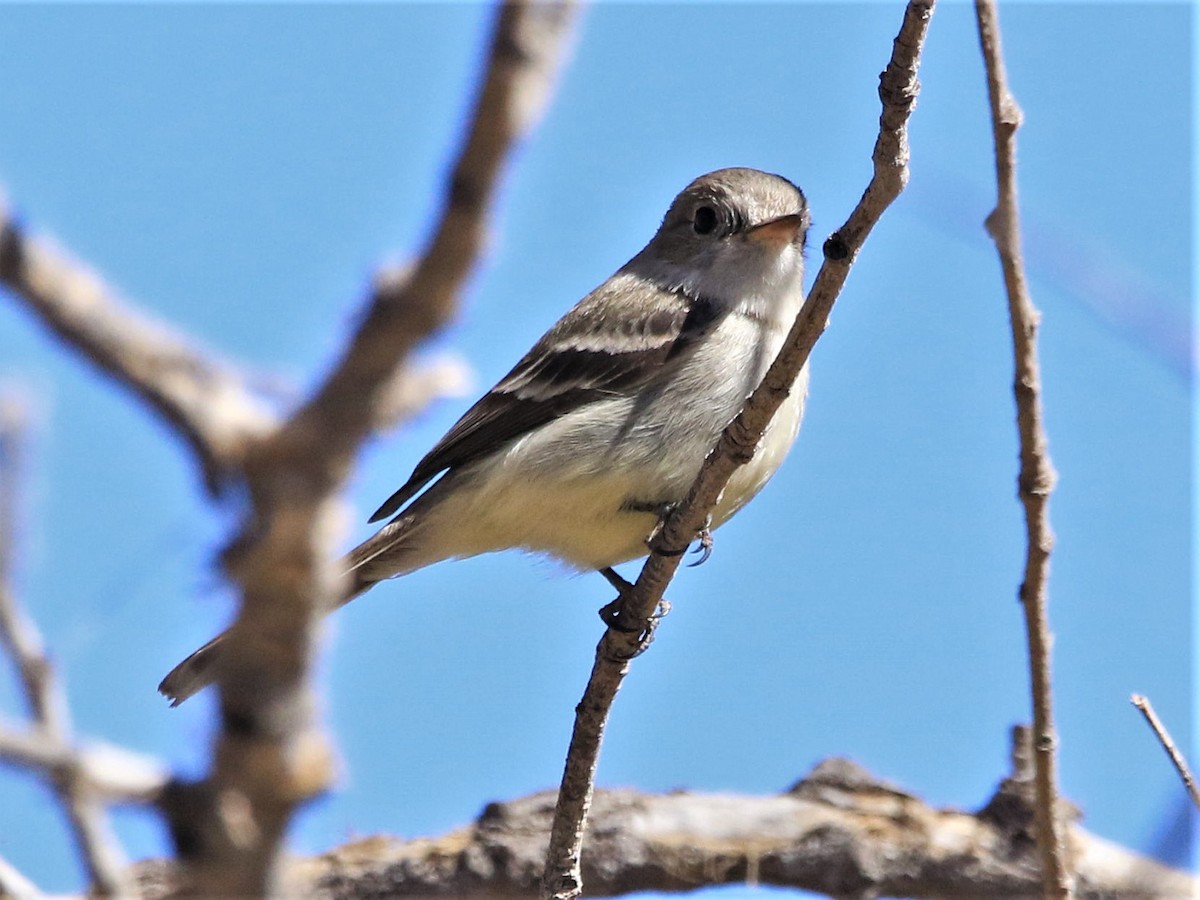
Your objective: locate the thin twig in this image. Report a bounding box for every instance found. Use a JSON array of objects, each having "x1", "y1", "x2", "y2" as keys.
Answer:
[
  {"x1": 0, "y1": 218, "x2": 276, "y2": 495},
  {"x1": 974, "y1": 2, "x2": 1072, "y2": 897},
  {"x1": 539, "y1": 4, "x2": 935, "y2": 897},
  {"x1": 167, "y1": 5, "x2": 580, "y2": 896},
  {"x1": 1131, "y1": 694, "x2": 1200, "y2": 811},
  {"x1": 0, "y1": 397, "x2": 155, "y2": 897}
]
